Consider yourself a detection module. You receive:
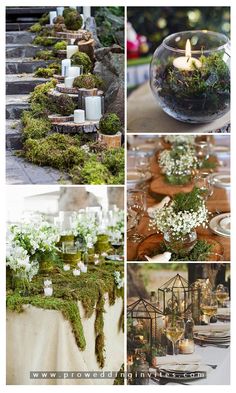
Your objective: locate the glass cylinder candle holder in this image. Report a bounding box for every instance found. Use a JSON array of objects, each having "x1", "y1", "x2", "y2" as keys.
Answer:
[
  {"x1": 67, "y1": 66, "x2": 83, "y2": 78},
  {"x1": 66, "y1": 45, "x2": 78, "y2": 59},
  {"x1": 64, "y1": 77, "x2": 74, "y2": 88},
  {"x1": 61, "y1": 59, "x2": 71, "y2": 77},
  {"x1": 150, "y1": 30, "x2": 230, "y2": 123},
  {"x1": 82, "y1": 96, "x2": 104, "y2": 121}
]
